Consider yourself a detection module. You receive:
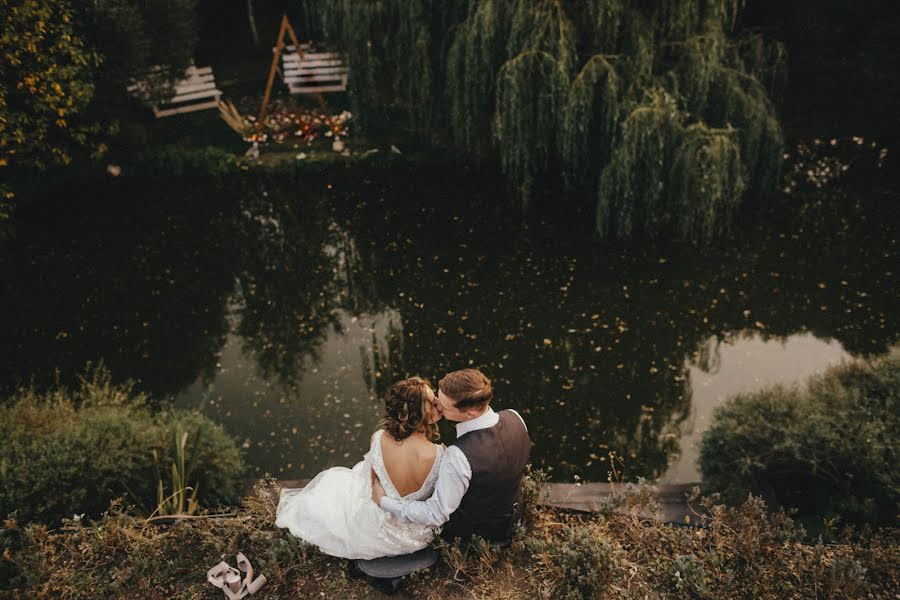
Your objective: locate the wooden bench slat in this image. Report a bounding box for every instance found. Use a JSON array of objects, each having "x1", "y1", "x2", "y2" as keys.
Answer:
[
  {"x1": 288, "y1": 82, "x2": 348, "y2": 94},
  {"x1": 284, "y1": 59, "x2": 345, "y2": 69},
  {"x1": 153, "y1": 98, "x2": 221, "y2": 118},
  {"x1": 282, "y1": 55, "x2": 342, "y2": 64},
  {"x1": 286, "y1": 76, "x2": 347, "y2": 86},
  {"x1": 175, "y1": 72, "x2": 216, "y2": 83},
  {"x1": 282, "y1": 51, "x2": 341, "y2": 60},
  {"x1": 171, "y1": 81, "x2": 218, "y2": 95},
  {"x1": 285, "y1": 73, "x2": 348, "y2": 82},
  {"x1": 164, "y1": 88, "x2": 222, "y2": 104},
  {"x1": 286, "y1": 66, "x2": 349, "y2": 76}
]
